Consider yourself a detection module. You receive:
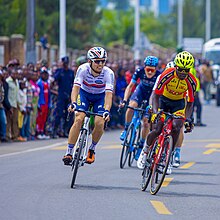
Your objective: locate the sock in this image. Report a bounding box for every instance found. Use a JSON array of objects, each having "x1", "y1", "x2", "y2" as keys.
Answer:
[
  {"x1": 66, "y1": 143, "x2": 74, "y2": 155},
  {"x1": 124, "y1": 122, "x2": 131, "y2": 130},
  {"x1": 89, "y1": 140, "x2": 97, "y2": 151},
  {"x1": 139, "y1": 138, "x2": 145, "y2": 148},
  {"x1": 175, "y1": 147, "x2": 181, "y2": 158}
]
